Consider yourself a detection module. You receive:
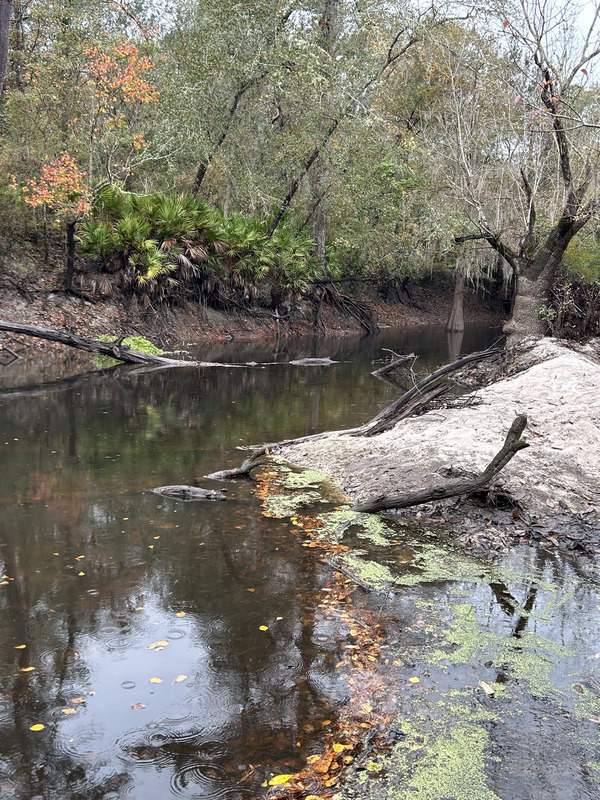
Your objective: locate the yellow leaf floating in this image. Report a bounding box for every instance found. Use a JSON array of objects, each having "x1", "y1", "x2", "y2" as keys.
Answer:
[
  {"x1": 268, "y1": 774, "x2": 293, "y2": 786},
  {"x1": 259, "y1": 625, "x2": 268, "y2": 631},
  {"x1": 408, "y1": 676, "x2": 420, "y2": 683},
  {"x1": 78, "y1": 572, "x2": 85, "y2": 576},
  {"x1": 30, "y1": 724, "x2": 45, "y2": 731},
  {"x1": 146, "y1": 640, "x2": 169, "y2": 650},
  {"x1": 132, "y1": 703, "x2": 146, "y2": 710},
  {"x1": 20, "y1": 667, "x2": 35, "y2": 673},
  {"x1": 14, "y1": 645, "x2": 26, "y2": 649},
  {"x1": 61, "y1": 708, "x2": 76, "y2": 714},
  {"x1": 149, "y1": 677, "x2": 162, "y2": 683},
  {"x1": 71, "y1": 697, "x2": 85, "y2": 704},
  {"x1": 173, "y1": 674, "x2": 187, "y2": 683},
  {"x1": 176, "y1": 612, "x2": 185, "y2": 617}
]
